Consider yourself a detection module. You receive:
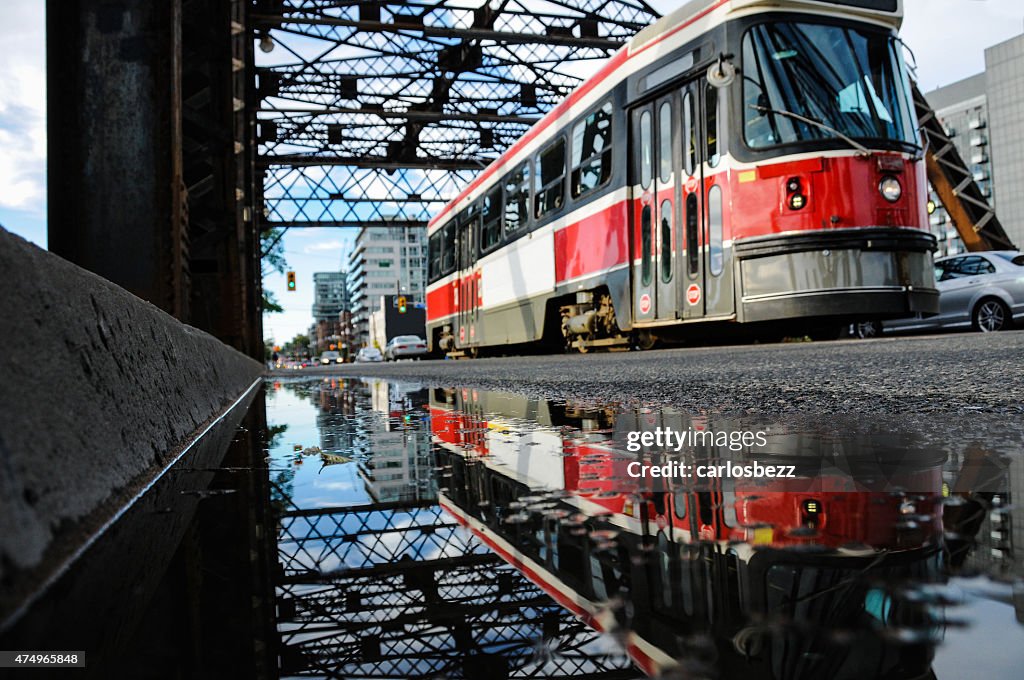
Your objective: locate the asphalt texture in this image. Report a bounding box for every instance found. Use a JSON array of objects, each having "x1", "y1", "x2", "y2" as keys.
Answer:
[{"x1": 274, "y1": 331, "x2": 1024, "y2": 418}]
